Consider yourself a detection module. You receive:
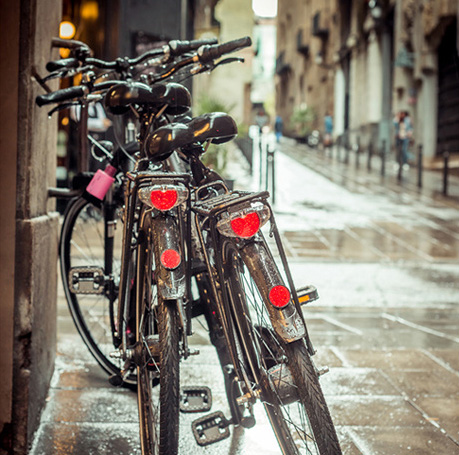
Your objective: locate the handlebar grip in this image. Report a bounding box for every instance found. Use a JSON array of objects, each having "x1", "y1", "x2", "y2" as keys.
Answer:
[
  {"x1": 168, "y1": 38, "x2": 218, "y2": 56},
  {"x1": 198, "y1": 36, "x2": 252, "y2": 63},
  {"x1": 218, "y1": 36, "x2": 252, "y2": 55},
  {"x1": 51, "y1": 37, "x2": 90, "y2": 51},
  {"x1": 45, "y1": 58, "x2": 80, "y2": 72},
  {"x1": 36, "y1": 85, "x2": 87, "y2": 107}
]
